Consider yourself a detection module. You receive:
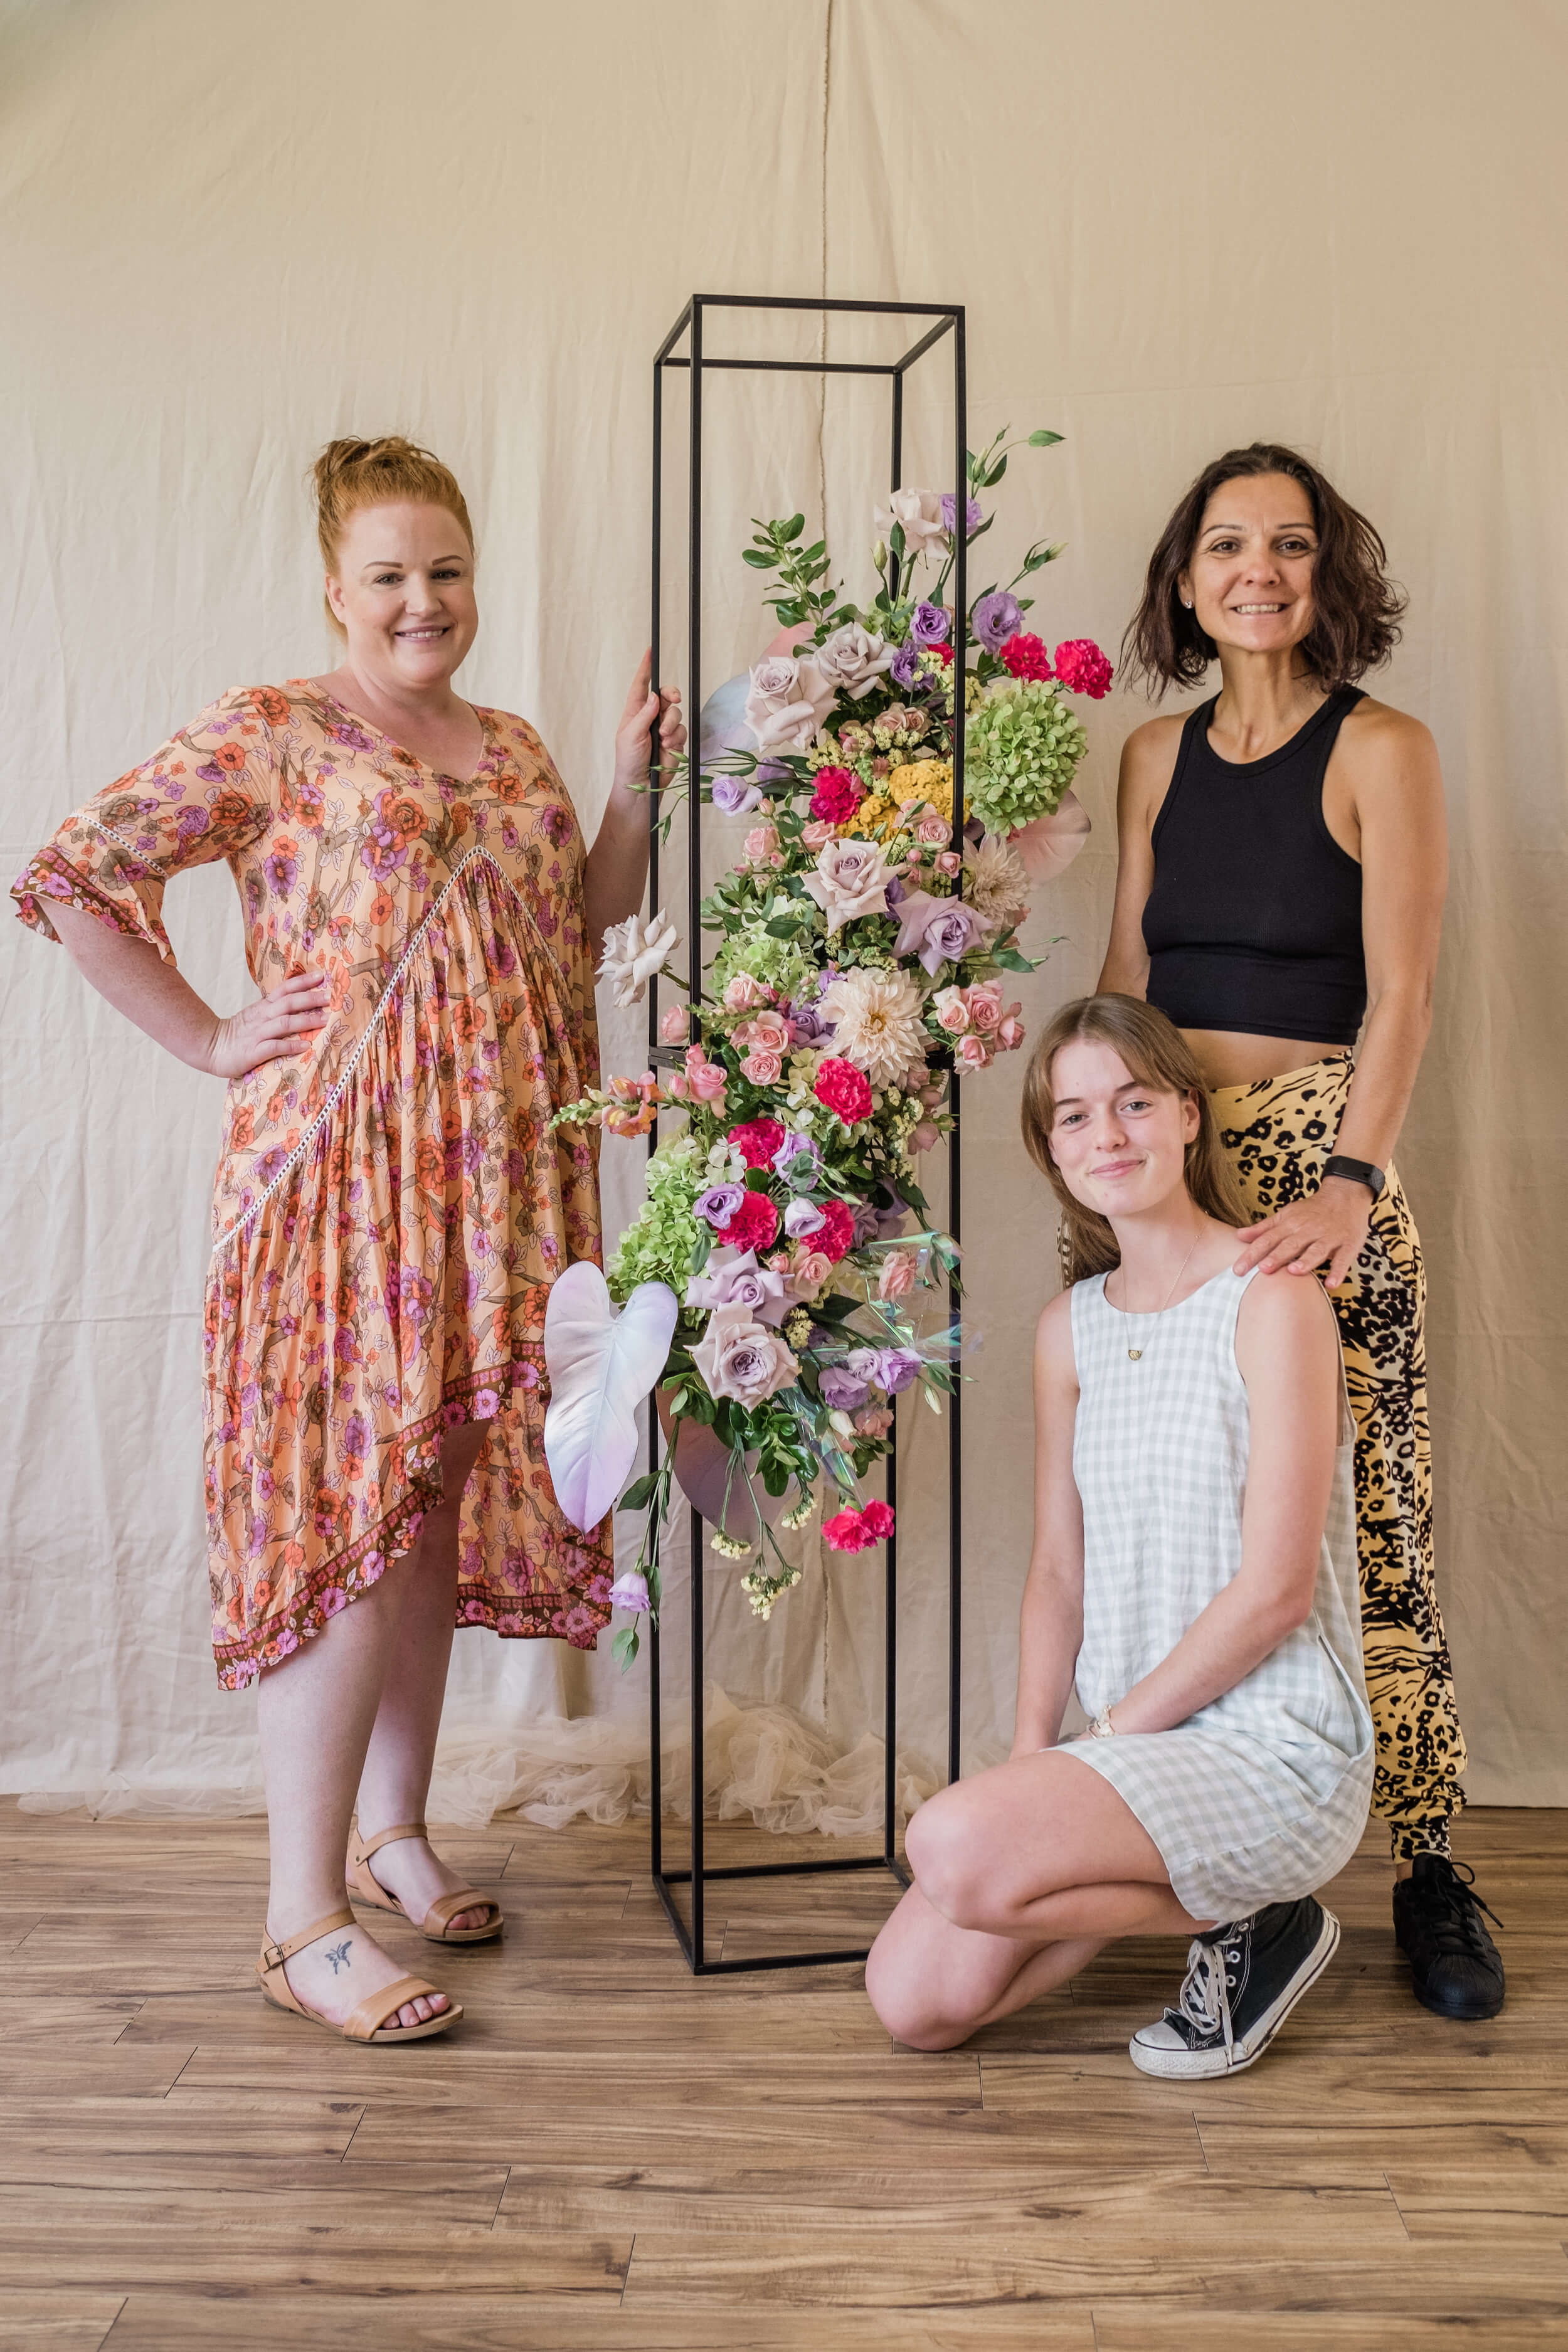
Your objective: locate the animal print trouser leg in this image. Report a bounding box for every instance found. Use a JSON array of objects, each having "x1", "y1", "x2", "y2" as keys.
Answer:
[{"x1": 1212, "y1": 1054, "x2": 1466, "y2": 1859}]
